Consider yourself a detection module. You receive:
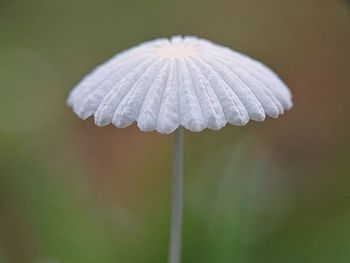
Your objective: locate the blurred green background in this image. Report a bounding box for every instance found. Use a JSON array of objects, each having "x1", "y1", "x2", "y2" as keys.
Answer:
[{"x1": 0, "y1": 0, "x2": 349, "y2": 262}]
